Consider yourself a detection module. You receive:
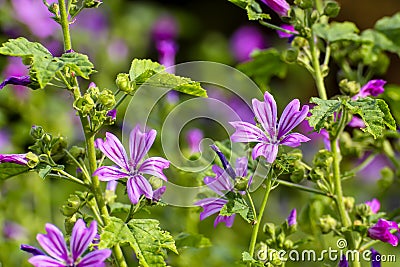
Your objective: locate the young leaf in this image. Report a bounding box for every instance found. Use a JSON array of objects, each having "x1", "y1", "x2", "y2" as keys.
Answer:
[
  {"x1": 219, "y1": 192, "x2": 255, "y2": 223},
  {"x1": 0, "y1": 37, "x2": 51, "y2": 58},
  {"x1": 0, "y1": 163, "x2": 30, "y2": 180},
  {"x1": 228, "y1": 0, "x2": 270, "y2": 20},
  {"x1": 376, "y1": 99, "x2": 396, "y2": 130},
  {"x1": 361, "y1": 29, "x2": 400, "y2": 57},
  {"x1": 174, "y1": 232, "x2": 211, "y2": 249},
  {"x1": 308, "y1": 98, "x2": 341, "y2": 132},
  {"x1": 99, "y1": 217, "x2": 177, "y2": 267},
  {"x1": 30, "y1": 57, "x2": 64, "y2": 89},
  {"x1": 59, "y1": 52, "x2": 96, "y2": 79},
  {"x1": 374, "y1": 12, "x2": 400, "y2": 47},
  {"x1": 129, "y1": 59, "x2": 165, "y2": 81},
  {"x1": 313, "y1": 22, "x2": 360, "y2": 42}
]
